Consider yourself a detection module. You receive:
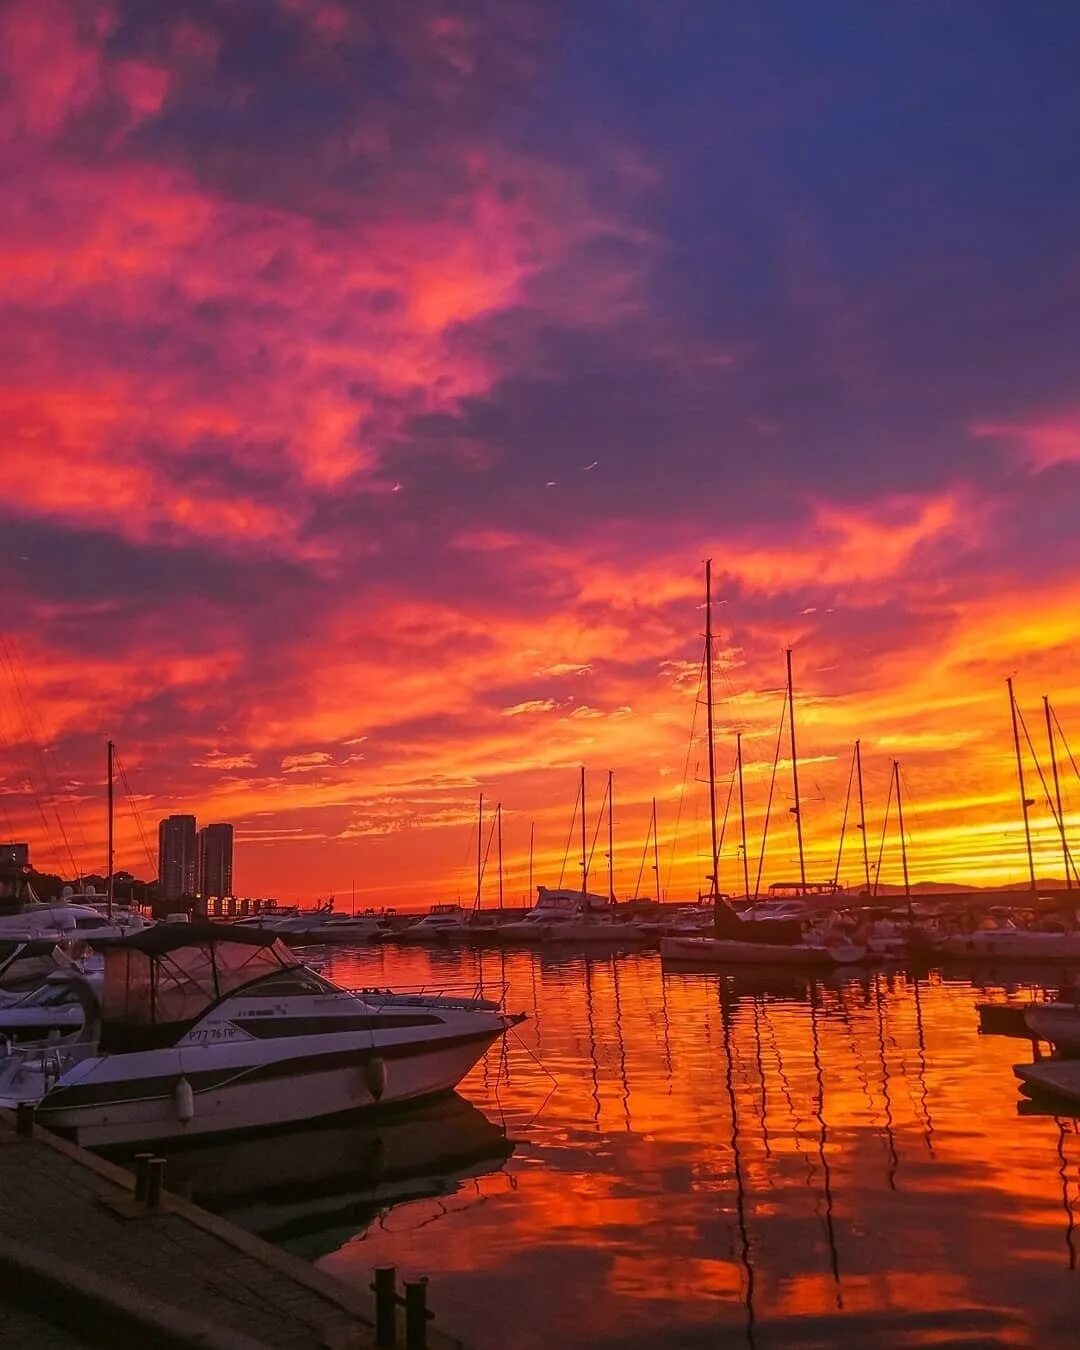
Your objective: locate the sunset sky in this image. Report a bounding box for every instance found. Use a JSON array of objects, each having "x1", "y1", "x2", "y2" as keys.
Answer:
[{"x1": 3, "y1": 0, "x2": 1080, "y2": 905}]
